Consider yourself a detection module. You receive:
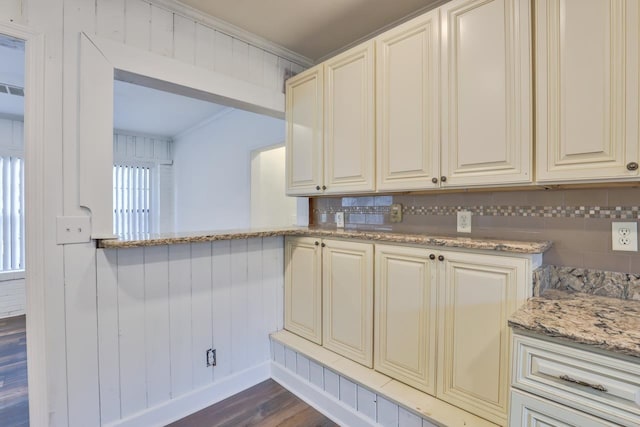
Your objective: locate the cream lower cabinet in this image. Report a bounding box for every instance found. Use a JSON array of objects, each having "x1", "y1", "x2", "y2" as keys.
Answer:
[
  {"x1": 322, "y1": 239, "x2": 374, "y2": 367},
  {"x1": 374, "y1": 244, "x2": 438, "y2": 394},
  {"x1": 284, "y1": 236, "x2": 322, "y2": 344},
  {"x1": 535, "y1": 0, "x2": 640, "y2": 183},
  {"x1": 436, "y1": 250, "x2": 530, "y2": 426}
]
